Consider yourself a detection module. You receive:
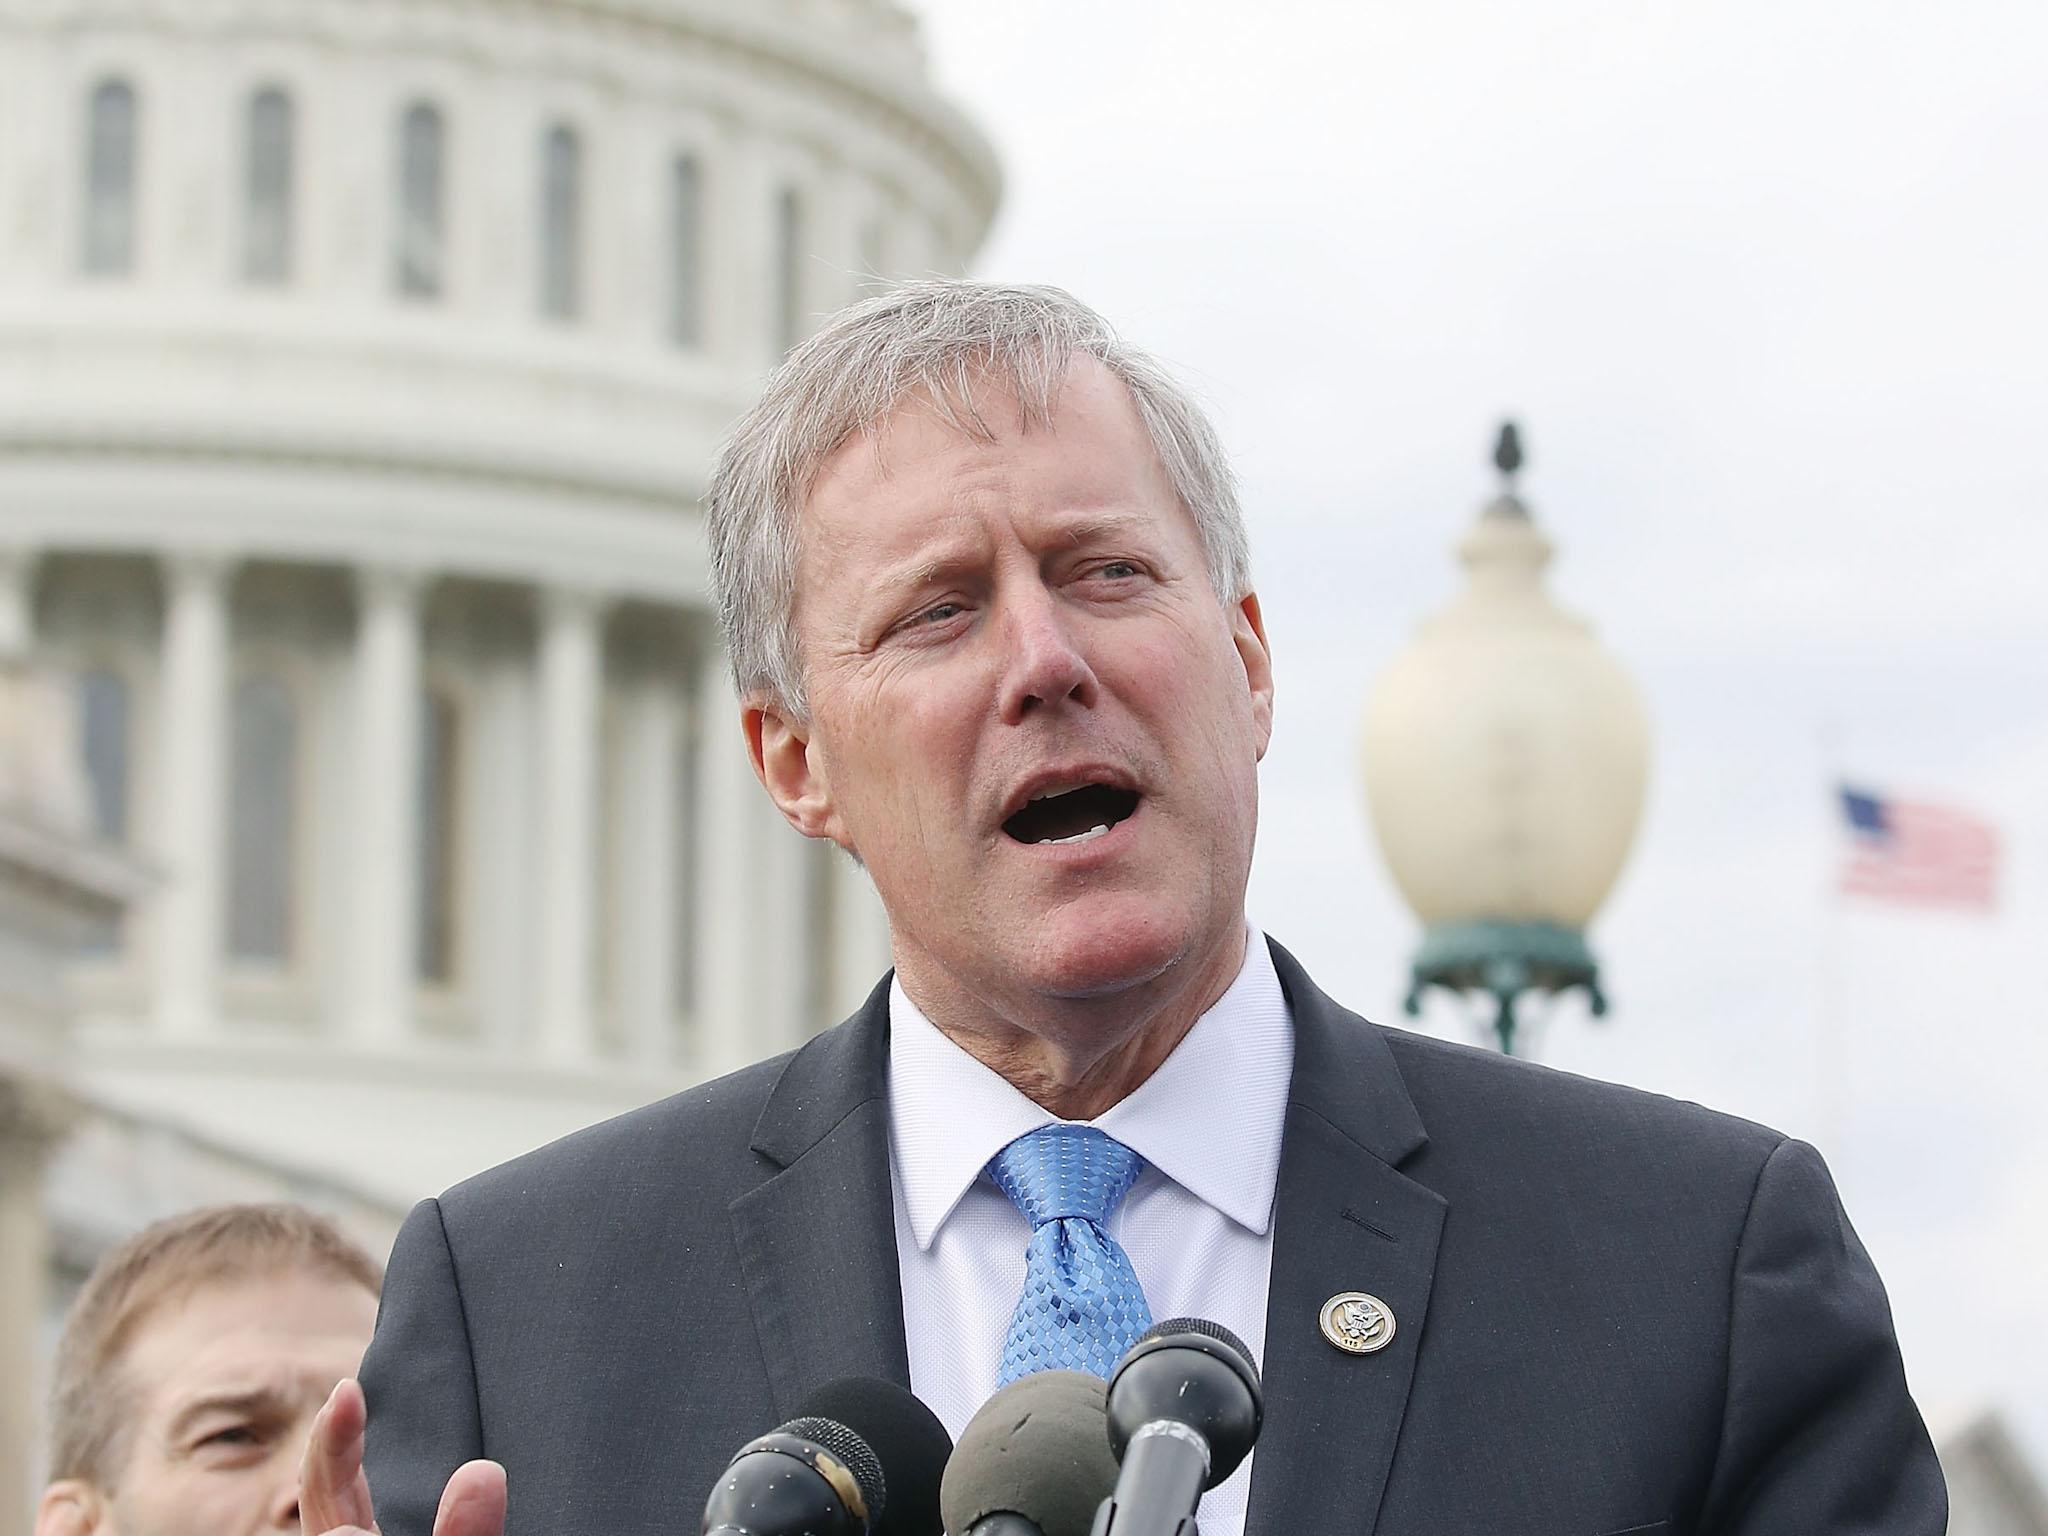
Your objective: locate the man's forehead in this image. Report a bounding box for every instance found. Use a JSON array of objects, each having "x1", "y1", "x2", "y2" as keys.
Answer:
[
  {"x1": 814, "y1": 354, "x2": 1148, "y2": 490},
  {"x1": 809, "y1": 375, "x2": 1166, "y2": 544},
  {"x1": 156, "y1": 1351, "x2": 355, "y2": 1424},
  {"x1": 125, "y1": 1271, "x2": 375, "y2": 1396}
]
